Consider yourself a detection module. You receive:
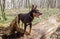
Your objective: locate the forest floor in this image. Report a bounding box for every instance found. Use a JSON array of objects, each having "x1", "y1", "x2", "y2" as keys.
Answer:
[
  {"x1": 0, "y1": 12, "x2": 60, "y2": 39},
  {"x1": 0, "y1": 8, "x2": 60, "y2": 39}
]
